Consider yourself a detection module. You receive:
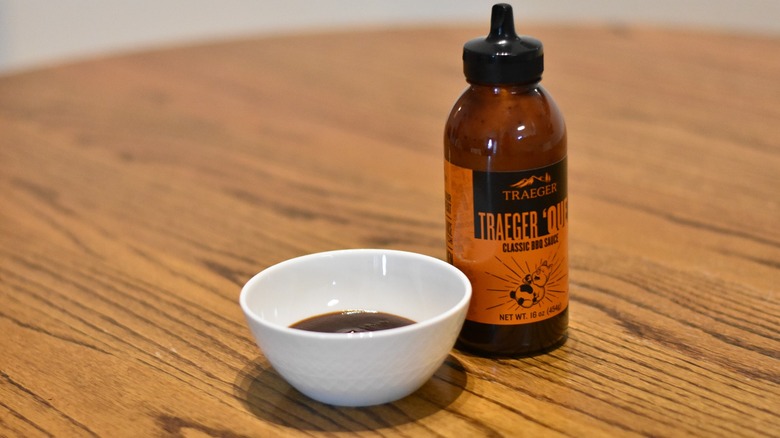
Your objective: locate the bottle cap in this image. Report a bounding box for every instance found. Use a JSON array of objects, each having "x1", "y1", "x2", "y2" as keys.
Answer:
[{"x1": 463, "y1": 3, "x2": 543, "y2": 85}]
